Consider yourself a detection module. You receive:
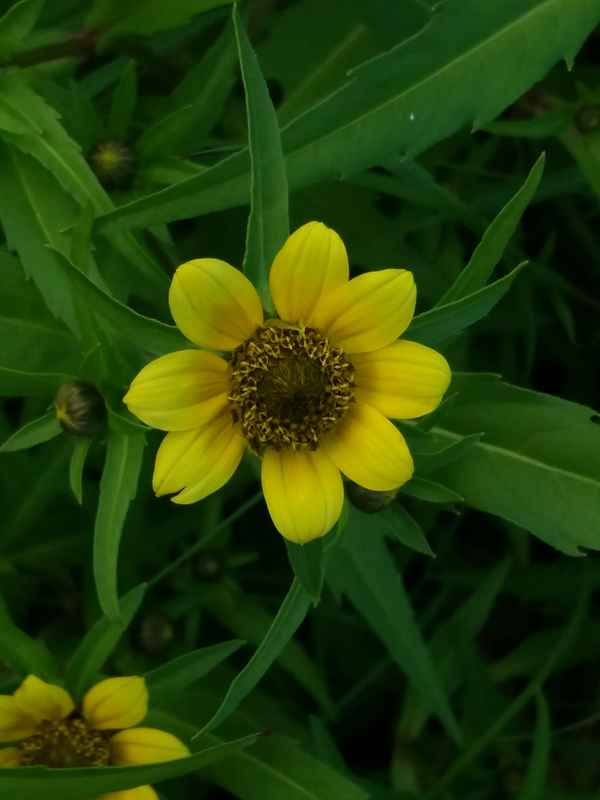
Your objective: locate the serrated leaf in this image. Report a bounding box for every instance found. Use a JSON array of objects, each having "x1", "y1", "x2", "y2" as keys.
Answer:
[
  {"x1": 65, "y1": 583, "x2": 147, "y2": 700},
  {"x1": 0, "y1": 0, "x2": 44, "y2": 60},
  {"x1": 439, "y1": 153, "x2": 545, "y2": 304},
  {"x1": 93, "y1": 430, "x2": 145, "y2": 620},
  {"x1": 146, "y1": 639, "x2": 245, "y2": 696},
  {"x1": 327, "y1": 506, "x2": 461, "y2": 743},
  {"x1": 69, "y1": 437, "x2": 91, "y2": 505},
  {"x1": 196, "y1": 579, "x2": 312, "y2": 737},
  {"x1": 0, "y1": 734, "x2": 259, "y2": 800},
  {"x1": 432, "y1": 375, "x2": 600, "y2": 555},
  {"x1": 0, "y1": 593, "x2": 57, "y2": 679},
  {"x1": 234, "y1": 6, "x2": 289, "y2": 311},
  {"x1": 407, "y1": 263, "x2": 525, "y2": 346},
  {"x1": 95, "y1": 0, "x2": 600, "y2": 232},
  {"x1": 0, "y1": 411, "x2": 61, "y2": 453}
]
